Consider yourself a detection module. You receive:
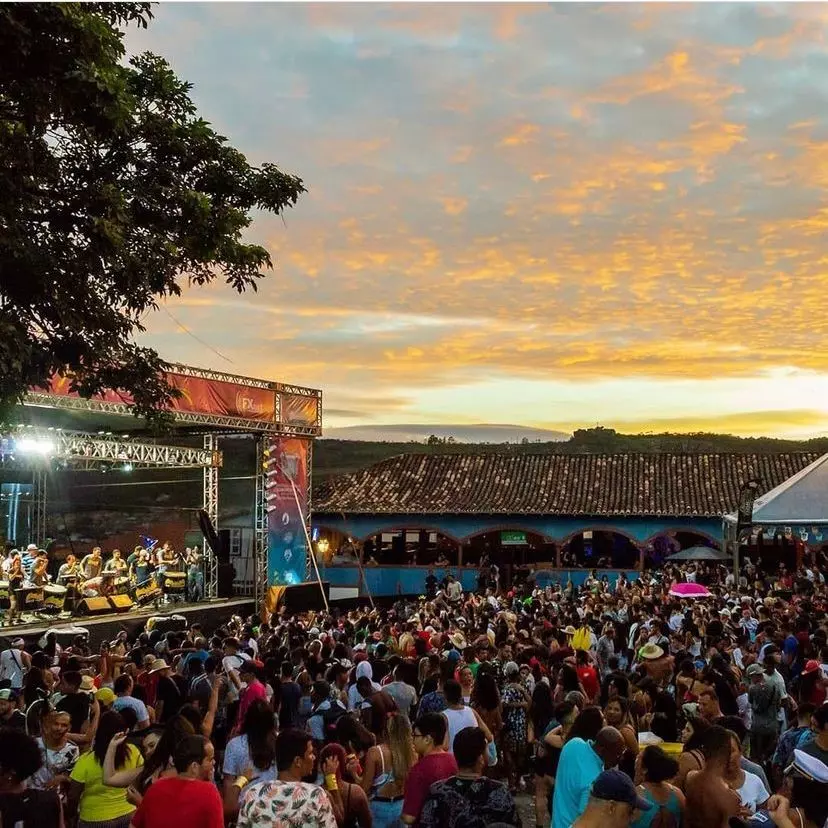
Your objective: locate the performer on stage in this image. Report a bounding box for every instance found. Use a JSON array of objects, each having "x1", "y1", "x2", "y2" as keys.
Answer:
[
  {"x1": 57, "y1": 554, "x2": 80, "y2": 585},
  {"x1": 133, "y1": 548, "x2": 153, "y2": 588},
  {"x1": 155, "y1": 541, "x2": 176, "y2": 590},
  {"x1": 31, "y1": 550, "x2": 50, "y2": 587},
  {"x1": 186, "y1": 546, "x2": 203, "y2": 602},
  {"x1": 81, "y1": 572, "x2": 116, "y2": 598},
  {"x1": 80, "y1": 547, "x2": 103, "y2": 580},
  {"x1": 103, "y1": 549, "x2": 128, "y2": 577},
  {"x1": 6, "y1": 556, "x2": 24, "y2": 623}
]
